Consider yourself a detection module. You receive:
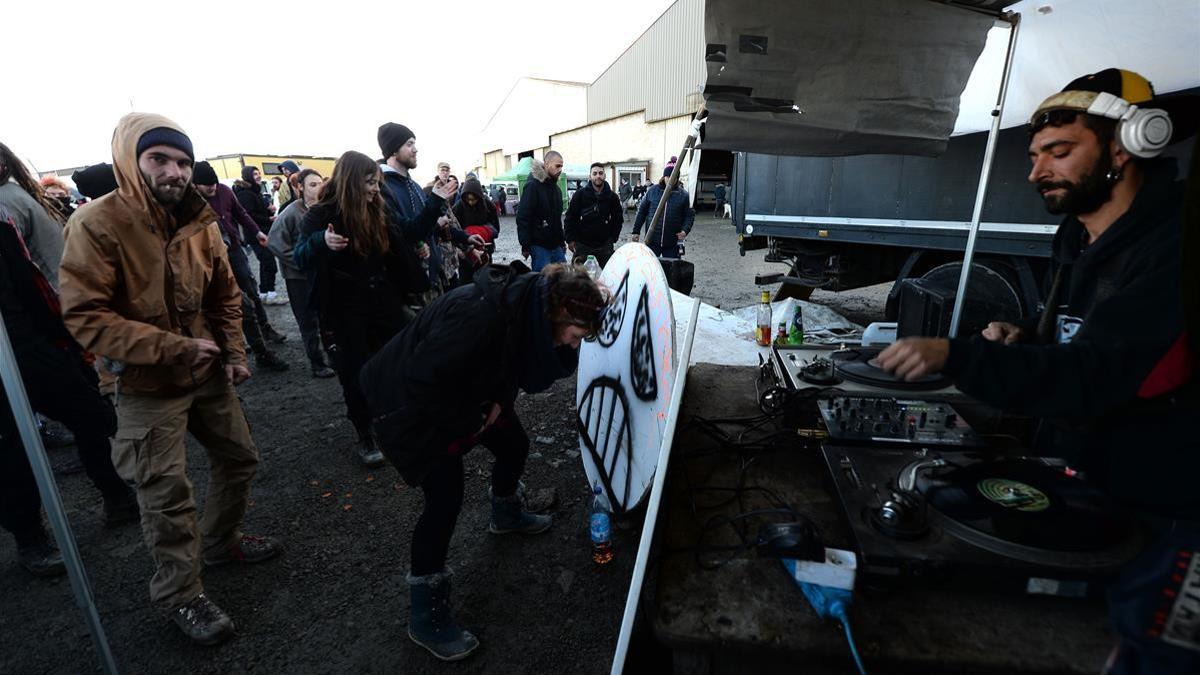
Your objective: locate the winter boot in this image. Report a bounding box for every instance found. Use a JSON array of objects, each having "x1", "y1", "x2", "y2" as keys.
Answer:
[
  {"x1": 18, "y1": 539, "x2": 65, "y2": 578},
  {"x1": 356, "y1": 433, "x2": 385, "y2": 468},
  {"x1": 262, "y1": 324, "x2": 288, "y2": 344},
  {"x1": 488, "y1": 480, "x2": 558, "y2": 513},
  {"x1": 254, "y1": 349, "x2": 290, "y2": 371},
  {"x1": 170, "y1": 593, "x2": 235, "y2": 646},
  {"x1": 407, "y1": 570, "x2": 479, "y2": 661},
  {"x1": 310, "y1": 360, "x2": 336, "y2": 378},
  {"x1": 489, "y1": 491, "x2": 552, "y2": 535}
]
